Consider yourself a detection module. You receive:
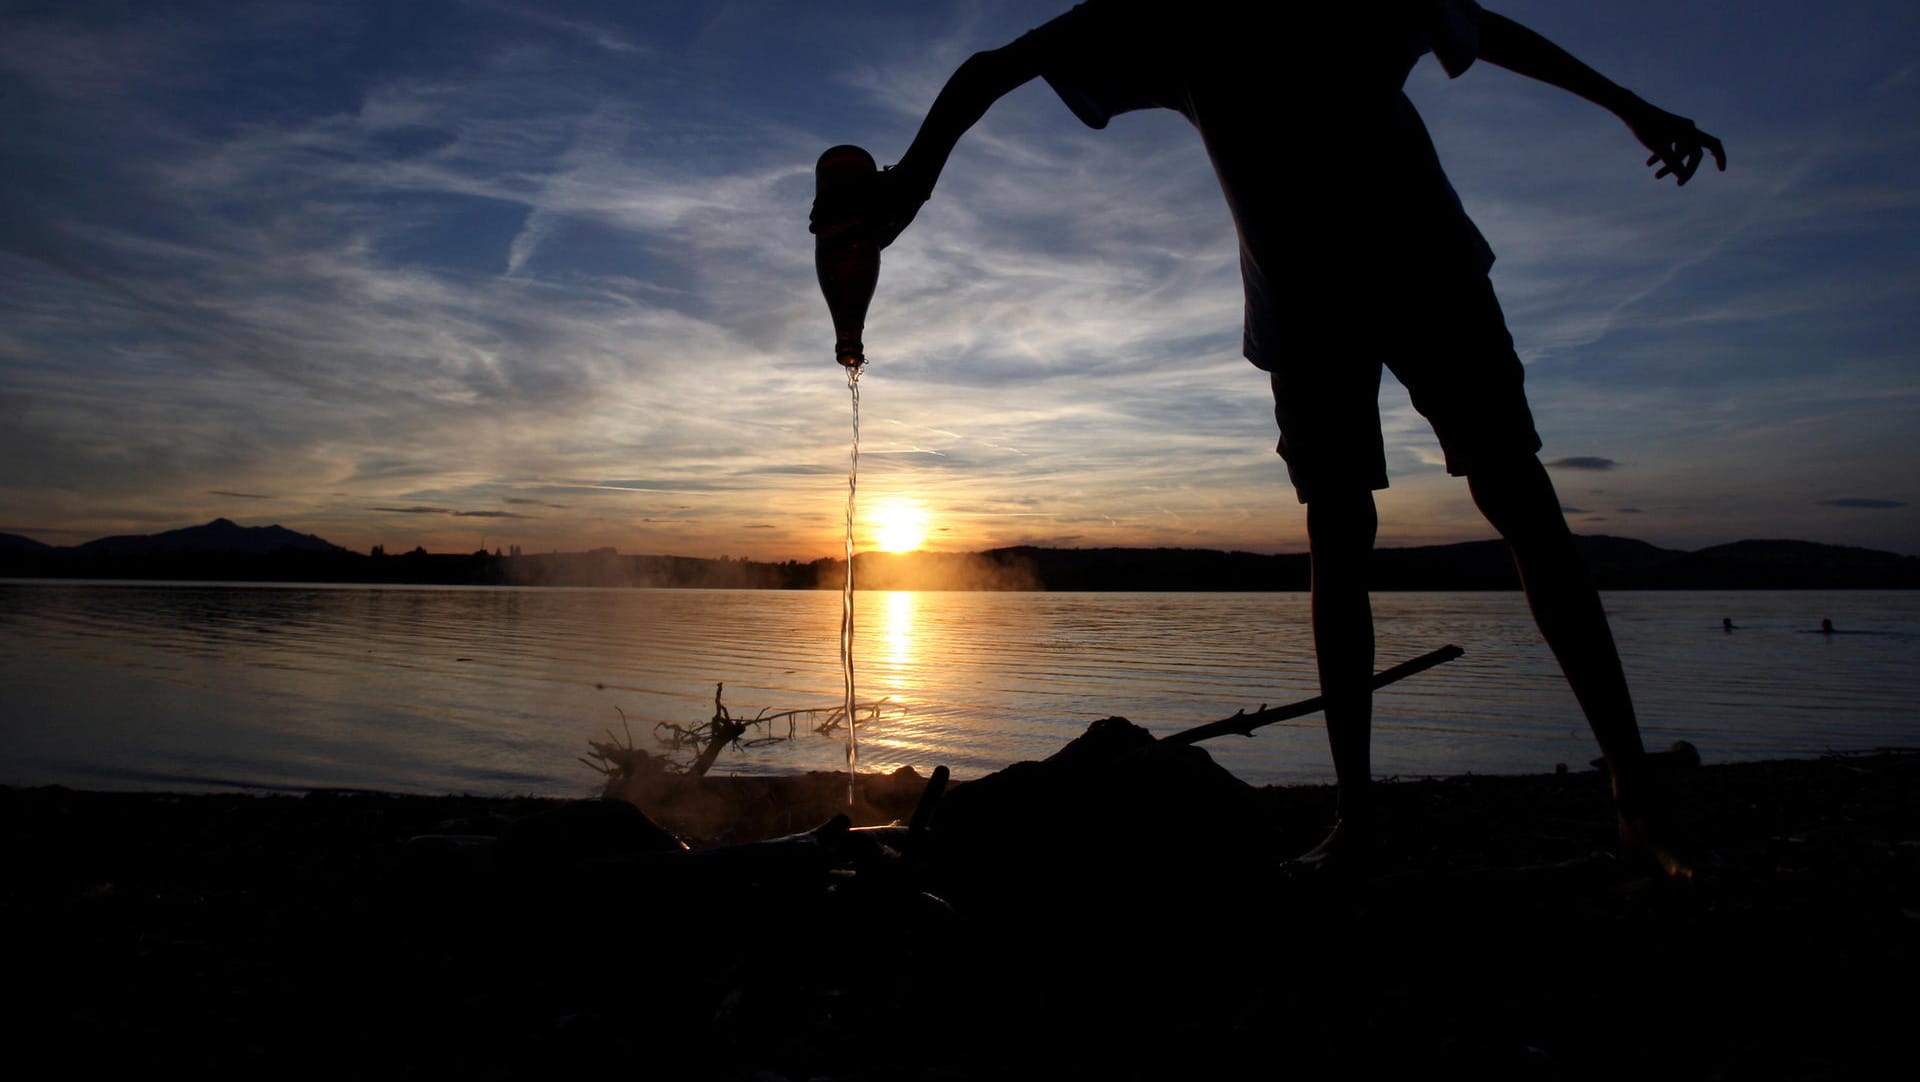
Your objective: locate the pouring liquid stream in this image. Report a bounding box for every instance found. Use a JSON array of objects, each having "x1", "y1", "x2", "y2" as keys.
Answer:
[
  {"x1": 811, "y1": 145, "x2": 880, "y2": 807},
  {"x1": 840, "y1": 361, "x2": 865, "y2": 804}
]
